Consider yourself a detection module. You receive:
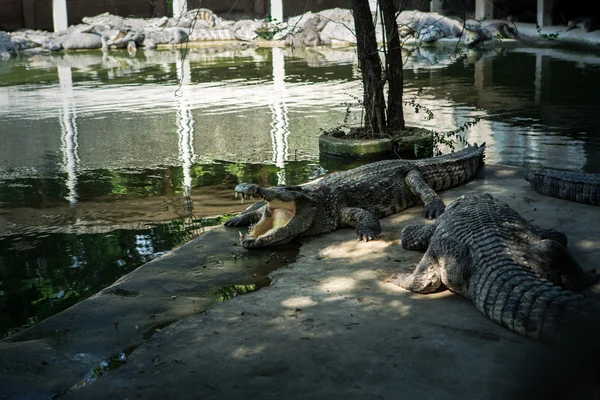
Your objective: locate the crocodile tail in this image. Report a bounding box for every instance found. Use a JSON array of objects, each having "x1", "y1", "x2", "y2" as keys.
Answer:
[
  {"x1": 420, "y1": 143, "x2": 486, "y2": 190},
  {"x1": 475, "y1": 142, "x2": 486, "y2": 166},
  {"x1": 472, "y1": 267, "x2": 589, "y2": 343},
  {"x1": 525, "y1": 169, "x2": 600, "y2": 206}
]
